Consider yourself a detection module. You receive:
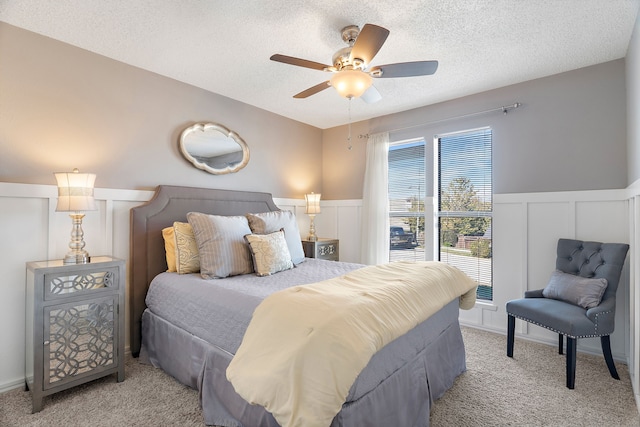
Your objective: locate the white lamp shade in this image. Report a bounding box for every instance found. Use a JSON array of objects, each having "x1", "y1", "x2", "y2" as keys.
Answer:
[
  {"x1": 54, "y1": 170, "x2": 97, "y2": 212},
  {"x1": 305, "y1": 192, "x2": 321, "y2": 214},
  {"x1": 330, "y1": 69, "x2": 373, "y2": 99}
]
